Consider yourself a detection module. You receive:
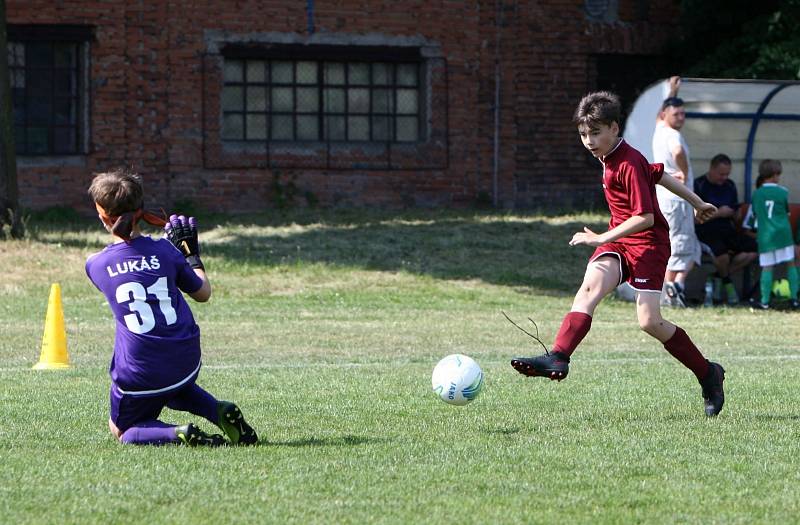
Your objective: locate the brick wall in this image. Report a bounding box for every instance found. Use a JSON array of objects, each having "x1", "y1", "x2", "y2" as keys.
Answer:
[{"x1": 7, "y1": 0, "x2": 679, "y2": 213}]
